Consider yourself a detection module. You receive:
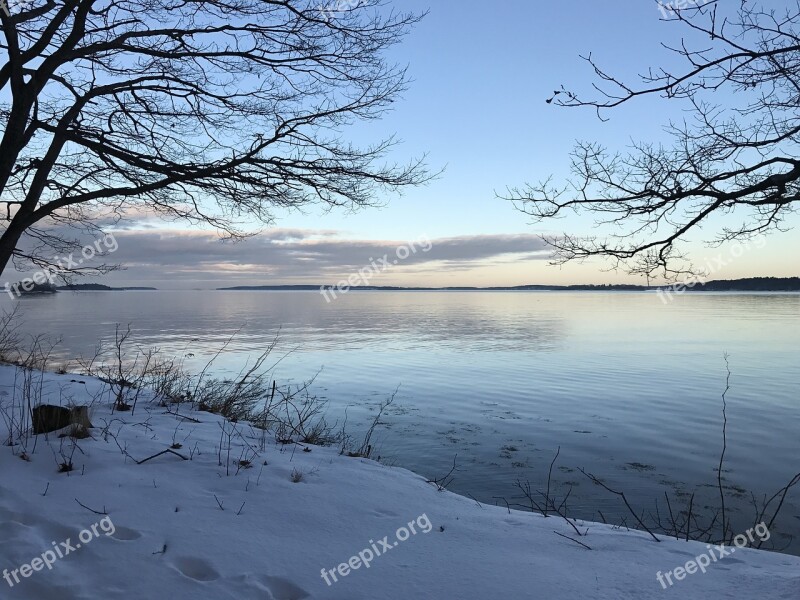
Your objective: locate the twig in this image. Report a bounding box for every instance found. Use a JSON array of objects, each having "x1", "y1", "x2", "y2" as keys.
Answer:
[
  {"x1": 757, "y1": 471, "x2": 800, "y2": 548},
  {"x1": 578, "y1": 468, "x2": 660, "y2": 542},
  {"x1": 466, "y1": 492, "x2": 484, "y2": 508},
  {"x1": 664, "y1": 492, "x2": 677, "y2": 539},
  {"x1": 553, "y1": 530, "x2": 592, "y2": 550},
  {"x1": 717, "y1": 352, "x2": 730, "y2": 542},
  {"x1": 544, "y1": 446, "x2": 560, "y2": 517},
  {"x1": 426, "y1": 454, "x2": 457, "y2": 491},
  {"x1": 134, "y1": 448, "x2": 188, "y2": 464},
  {"x1": 493, "y1": 497, "x2": 512, "y2": 514},
  {"x1": 75, "y1": 498, "x2": 107, "y2": 515}
]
